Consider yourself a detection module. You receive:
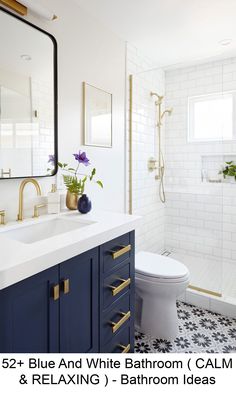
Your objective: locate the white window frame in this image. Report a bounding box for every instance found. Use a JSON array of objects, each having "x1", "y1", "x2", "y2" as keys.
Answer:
[{"x1": 188, "y1": 91, "x2": 236, "y2": 143}]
